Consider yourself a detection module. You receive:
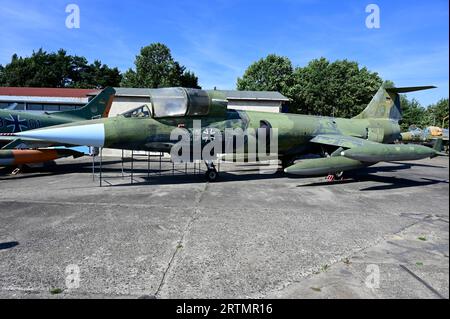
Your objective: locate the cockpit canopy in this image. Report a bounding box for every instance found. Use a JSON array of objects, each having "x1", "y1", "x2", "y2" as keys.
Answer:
[
  {"x1": 150, "y1": 87, "x2": 210, "y2": 118},
  {"x1": 122, "y1": 104, "x2": 151, "y2": 118}
]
